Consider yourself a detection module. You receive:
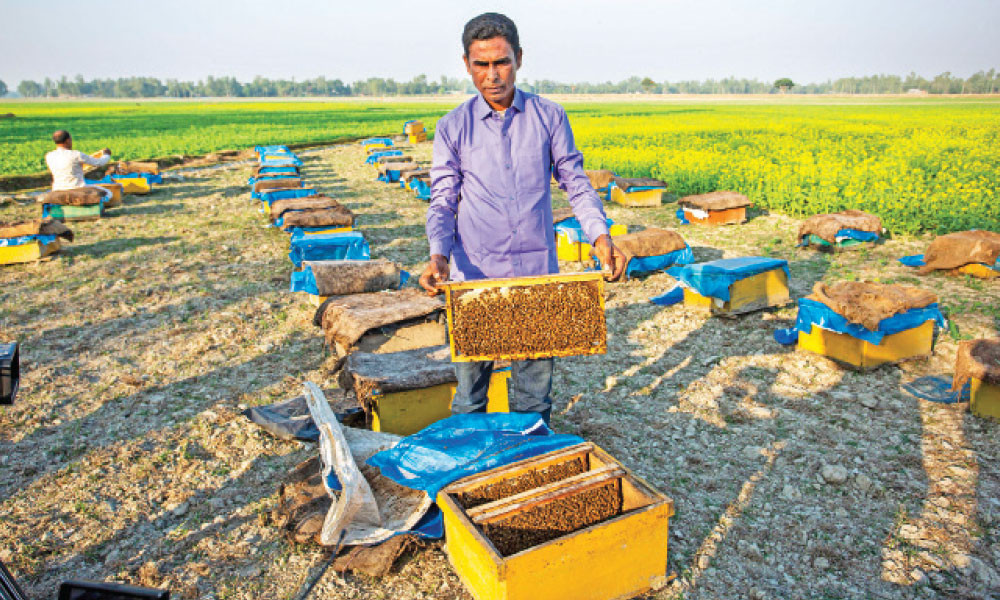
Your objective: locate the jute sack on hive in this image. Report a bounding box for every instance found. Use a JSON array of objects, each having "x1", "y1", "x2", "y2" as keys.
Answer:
[
  {"x1": 591, "y1": 227, "x2": 687, "y2": 269},
  {"x1": 338, "y1": 345, "x2": 457, "y2": 406},
  {"x1": 0, "y1": 218, "x2": 74, "y2": 242},
  {"x1": 280, "y1": 206, "x2": 355, "y2": 230},
  {"x1": 679, "y1": 191, "x2": 751, "y2": 211},
  {"x1": 378, "y1": 161, "x2": 418, "y2": 174},
  {"x1": 254, "y1": 177, "x2": 303, "y2": 193},
  {"x1": 797, "y1": 210, "x2": 882, "y2": 245},
  {"x1": 40, "y1": 187, "x2": 106, "y2": 206},
  {"x1": 808, "y1": 281, "x2": 937, "y2": 332},
  {"x1": 612, "y1": 176, "x2": 667, "y2": 190},
  {"x1": 269, "y1": 195, "x2": 340, "y2": 221},
  {"x1": 953, "y1": 338, "x2": 1000, "y2": 391},
  {"x1": 919, "y1": 230, "x2": 1000, "y2": 273},
  {"x1": 306, "y1": 259, "x2": 402, "y2": 297},
  {"x1": 313, "y1": 288, "x2": 444, "y2": 352},
  {"x1": 401, "y1": 168, "x2": 430, "y2": 183},
  {"x1": 113, "y1": 160, "x2": 159, "y2": 175},
  {"x1": 586, "y1": 169, "x2": 615, "y2": 190},
  {"x1": 377, "y1": 154, "x2": 414, "y2": 164}
]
